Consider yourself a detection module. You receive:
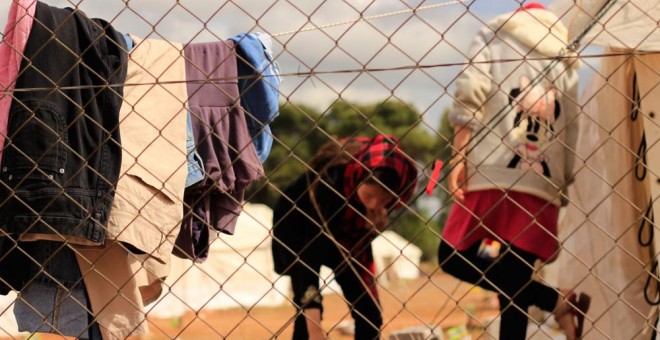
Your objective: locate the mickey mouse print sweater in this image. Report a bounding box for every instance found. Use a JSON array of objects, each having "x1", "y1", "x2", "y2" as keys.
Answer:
[{"x1": 448, "y1": 6, "x2": 580, "y2": 206}]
